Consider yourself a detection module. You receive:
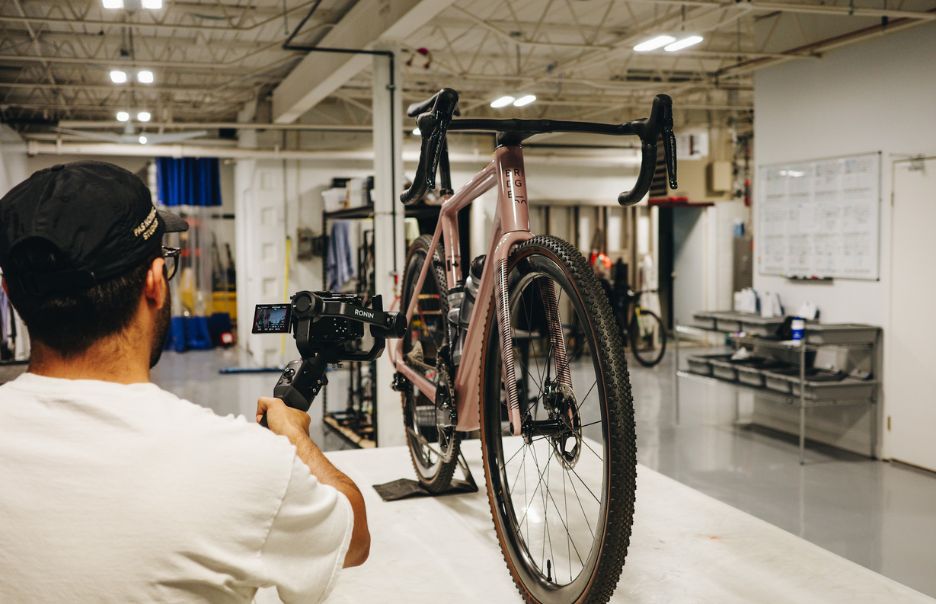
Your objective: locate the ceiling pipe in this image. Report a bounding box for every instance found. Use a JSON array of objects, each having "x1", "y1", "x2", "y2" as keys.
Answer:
[
  {"x1": 57, "y1": 121, "x2": 373, "y2": 132},
  {"x1": 21, "y1": 141, "x2": 643, "y2": 168},
  {"x1": 623, "y1": 0, "x2": 936, "y2": 21},
  {"x1": 716, "y1": 7, "x2": 936, "y2": 77}
]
